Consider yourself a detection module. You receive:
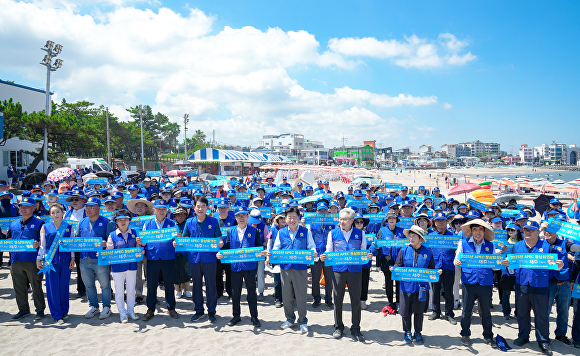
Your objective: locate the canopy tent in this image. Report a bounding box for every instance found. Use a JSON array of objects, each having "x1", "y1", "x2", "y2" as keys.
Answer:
[{"x1": 188, "y1": 148, "x2": 292, "y2": 163}]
